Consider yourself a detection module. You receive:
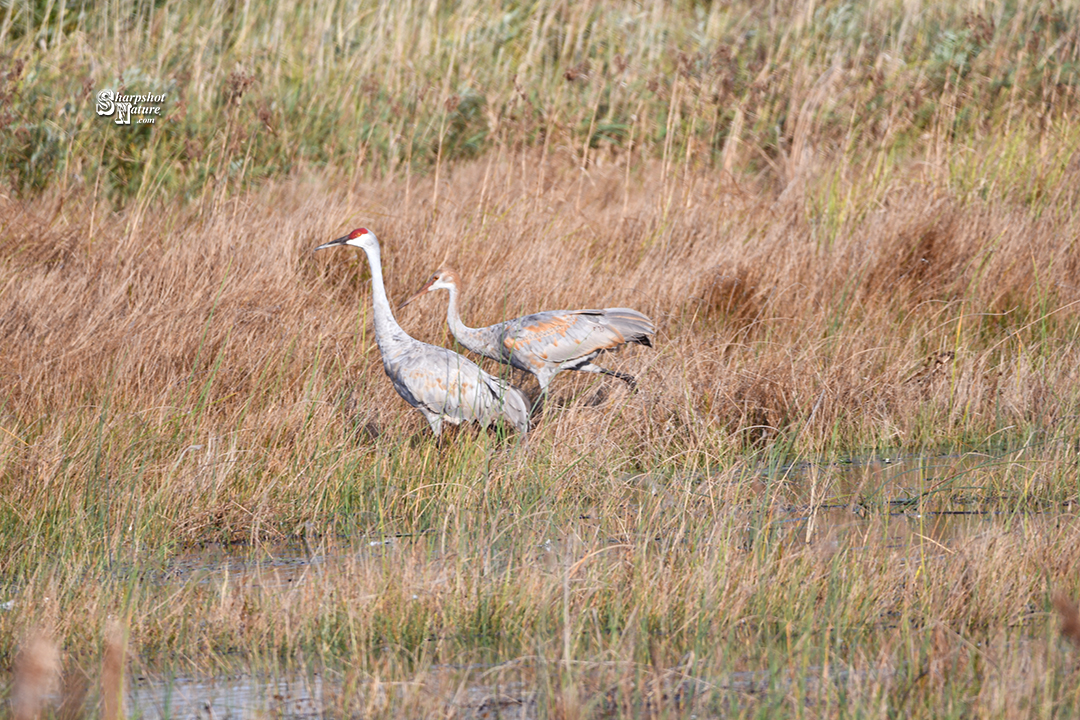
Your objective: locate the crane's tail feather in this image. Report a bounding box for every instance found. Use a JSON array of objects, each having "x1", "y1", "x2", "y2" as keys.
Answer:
[
  {"x1": 502, "y1": 385, "x2": 532, "y2": 435},
  {"x1": 602, "y1": 308, "x2": 656, "y2": 347},
  {"x1": 484, "y1": 377, "x2": 531, "y2": 436}
]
